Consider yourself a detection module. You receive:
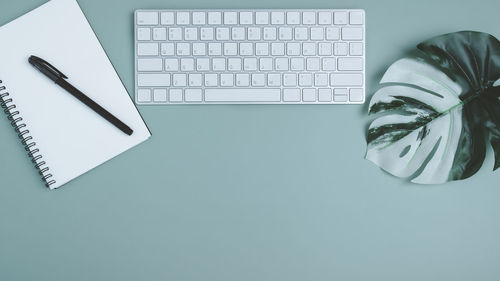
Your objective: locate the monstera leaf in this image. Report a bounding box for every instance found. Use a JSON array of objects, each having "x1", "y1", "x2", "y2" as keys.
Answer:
[{"x1": 366, "y1": 31, "x2": 500, "y2": 184}]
